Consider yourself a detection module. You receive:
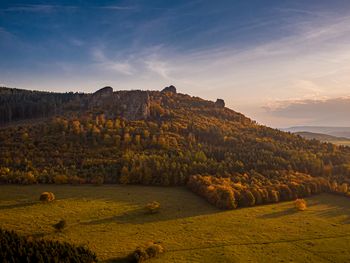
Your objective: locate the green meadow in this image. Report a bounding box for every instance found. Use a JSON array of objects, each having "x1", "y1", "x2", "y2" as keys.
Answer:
[{"x1": 1, "y1": 185, "x2": 350, "y2": 262}]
